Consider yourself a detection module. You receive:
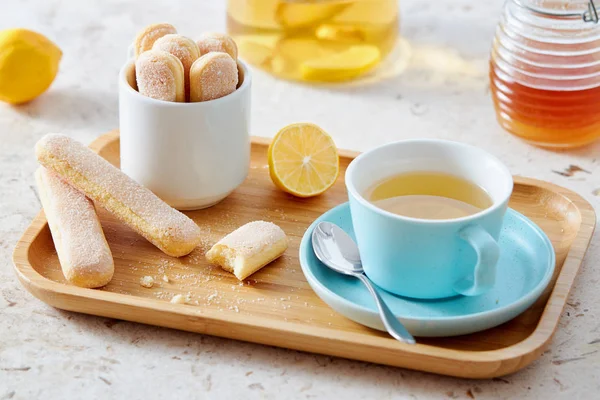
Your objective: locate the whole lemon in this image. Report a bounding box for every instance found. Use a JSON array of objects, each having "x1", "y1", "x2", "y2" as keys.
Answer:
[{"x1": 0, "y1": 29, "x2": 62, "y2": 104}]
